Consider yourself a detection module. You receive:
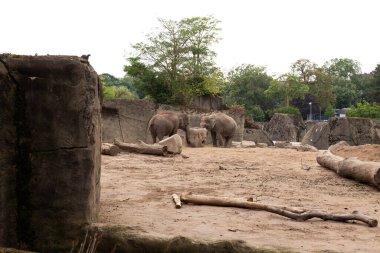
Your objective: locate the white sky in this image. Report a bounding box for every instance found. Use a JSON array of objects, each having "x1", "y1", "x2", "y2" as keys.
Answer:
[{"x1": 2, "y1": 0, "x2": 380, "y2": 77}]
